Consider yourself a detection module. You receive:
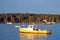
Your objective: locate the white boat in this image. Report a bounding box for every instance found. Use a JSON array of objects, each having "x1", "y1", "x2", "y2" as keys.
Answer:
[
  {"x1": 43, "y1": 19, "x2": 55, "y2": 25},
  {"x1": 6, "y1": 22, "x2": 12, "y2": 24}
]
